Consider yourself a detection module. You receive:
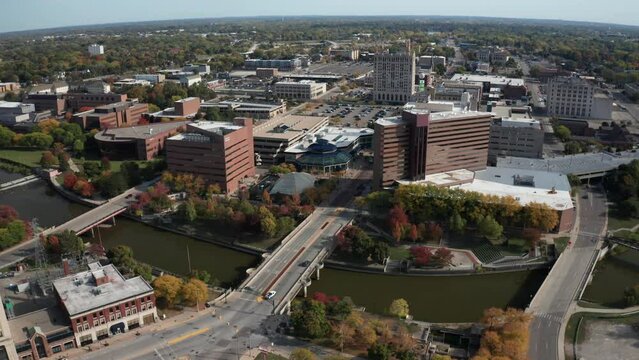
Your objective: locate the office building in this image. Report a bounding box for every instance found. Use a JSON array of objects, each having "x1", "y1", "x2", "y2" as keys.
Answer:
[
  {"x1": 488, "y1": 118, "x2": 544, "y2": 164},
  {"x1": 373, "y1": 109, "x2": 493, "y2": 189},
  {"x1": 256, "y1": 68, "x2": 279, "y2": 79},
  {"x1": 450, "y1": 74, "x2": 526, "y2": 100},
  {"x1": 245, "y1": 59, "x2": 301, "y2": 71},
  {"x1": 53, "y1": 262, "x2": 157, "y2": 347},
  {"x1": 182, "y1": 64, "x2": 210, "y2": 75},
  {"x1": 94, "y1": 121, "x2": 188, "y2": 160},
  {"x1": 83, "y1": 81, "x2": 111, "y2": 94},
  {"x1": 200, "y1": 100, "x2": 286, "y2": 120},
  {"x1": 72, "y1": 100, "x2": 148, "y2": 130},
  {"x1": 148, "y1": 97, "x2": 201, "y2": 120},
  {"x1": 253, "y1": 115, "x2": 329, "y2": 164},
  {"x1": 88, "y1": 44, "x2": 104, "y2": 56},
  {"x1": 166, "y1": 118, "x2": 255, "y2": 193},
  {"x1": 274, "y1": 81, "x2": 326, "y2": 100},
  {"x1": 492, "y1": 49, "x2": 511, "y2": 64},
  {"x1": 546, "y1": 75, "x2": 613, "y2": 119},
  {"x1": 24, "y1": 94, "x2": 67, "y2": 116},
  {"x1": 373, "y1": 51, "x2": 416, "y2": 103},
  {"x1": 476, "y1": 48, "x2": 492, "y2": 63},
  {"x1": 0, "y1": 296, "x2": 18, "y2": 360},
  {"x1": 431, "y1": 81, "x2": 483, "y2": 111},
  {"x1": 166, "y1": 74, "x2": 201, "y2": 87},
  {"x1": 0, "y1": 101, "x2": 36, "y2": 126},
  {"x1": 418, "y1": 56, "x2": 446, "y2": 70},
  {"x1": 65, "y1": 93, "x2": 128, "y2": 112},
  {"x1": 134, "y1": 74, "x2": 165, "y2": 84}
]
